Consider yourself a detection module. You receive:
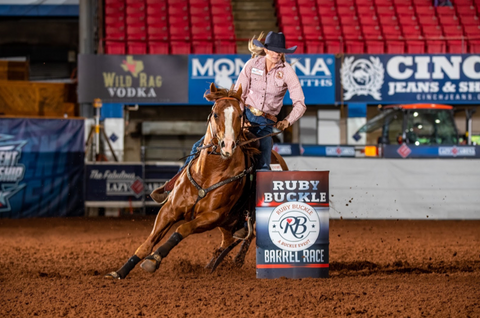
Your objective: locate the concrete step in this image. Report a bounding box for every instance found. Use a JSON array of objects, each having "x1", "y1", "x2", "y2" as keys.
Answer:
[
  {"x1": 234, "y1": 20, "x2": 277, "y2": 31},
  {"x1": 233, "y1": 10, "x2": 276, "y2": 20}
]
